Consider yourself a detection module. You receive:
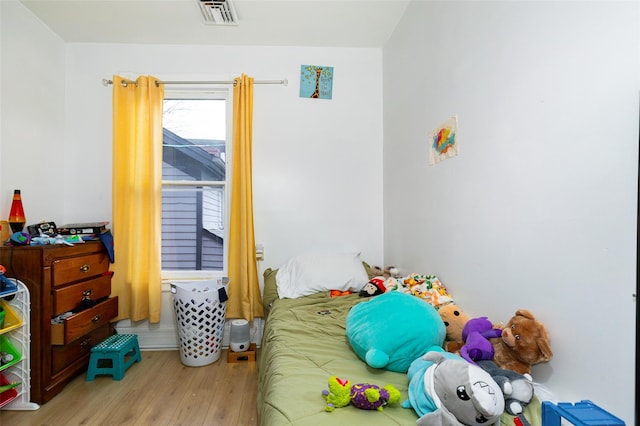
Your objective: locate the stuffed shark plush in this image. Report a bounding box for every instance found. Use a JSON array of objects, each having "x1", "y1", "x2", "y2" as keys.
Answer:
[{"x1": 403, "y1": 350, "x2": 505, "y2": 426}]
